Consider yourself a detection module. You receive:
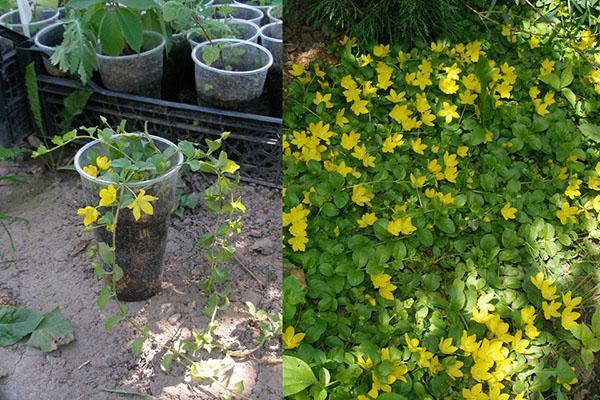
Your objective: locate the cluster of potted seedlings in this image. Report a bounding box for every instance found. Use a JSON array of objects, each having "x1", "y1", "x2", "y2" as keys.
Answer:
[{"x1": 0, "y1": 0, "x2": 282, "y2": 109}]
